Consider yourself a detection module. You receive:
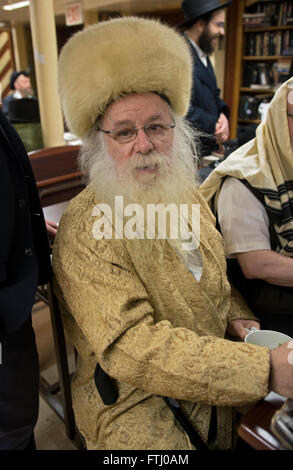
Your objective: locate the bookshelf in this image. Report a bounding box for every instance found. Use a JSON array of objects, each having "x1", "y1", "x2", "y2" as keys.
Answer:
[{"x1": 224, "y1": 0, "x2": 292, "y2": 138}]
